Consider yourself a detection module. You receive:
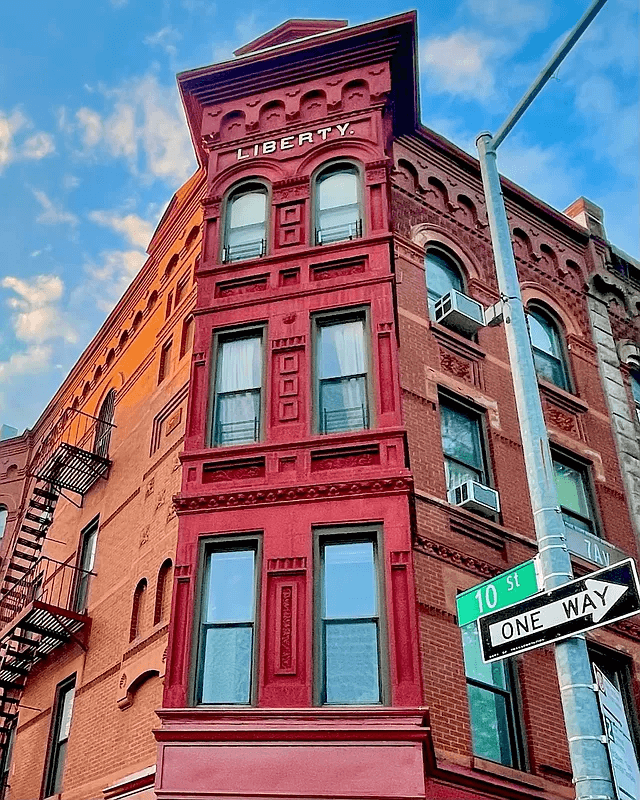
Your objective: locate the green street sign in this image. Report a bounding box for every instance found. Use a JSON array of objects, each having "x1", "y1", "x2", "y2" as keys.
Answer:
[{"x1": 456, "y1": 559, "x2": 540, "y2": 626}]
